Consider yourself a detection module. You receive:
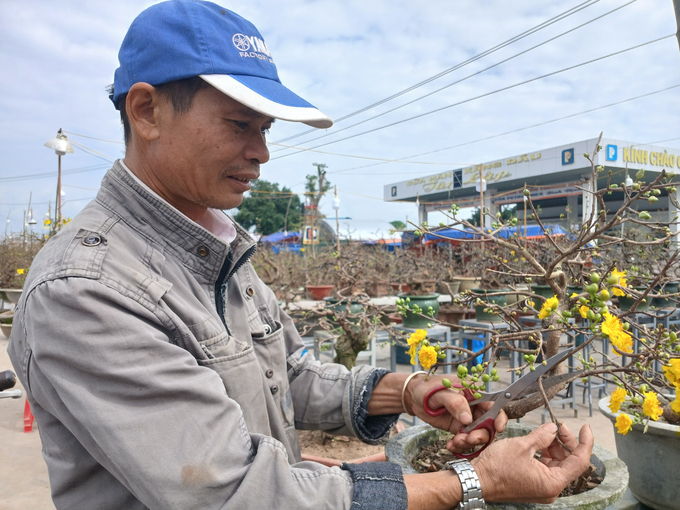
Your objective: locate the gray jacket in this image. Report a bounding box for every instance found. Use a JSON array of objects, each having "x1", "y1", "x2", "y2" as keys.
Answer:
[{"x1": 8, "y1": 161, "x2": 407, "y2": 510}]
